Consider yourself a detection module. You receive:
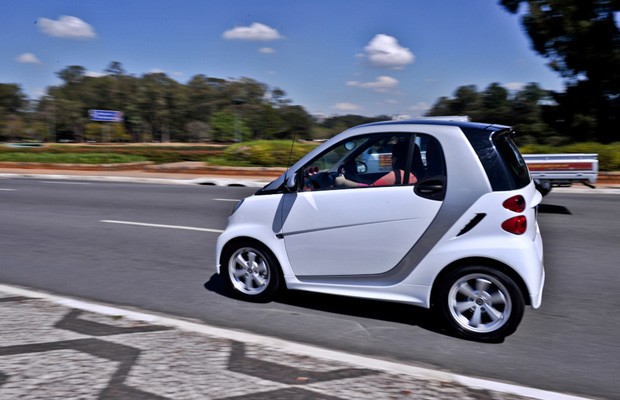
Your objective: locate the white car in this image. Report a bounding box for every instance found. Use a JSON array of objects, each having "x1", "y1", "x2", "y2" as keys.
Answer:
[{"x1": 215, "y1": 120, "x2": 545, "y2": 342}]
